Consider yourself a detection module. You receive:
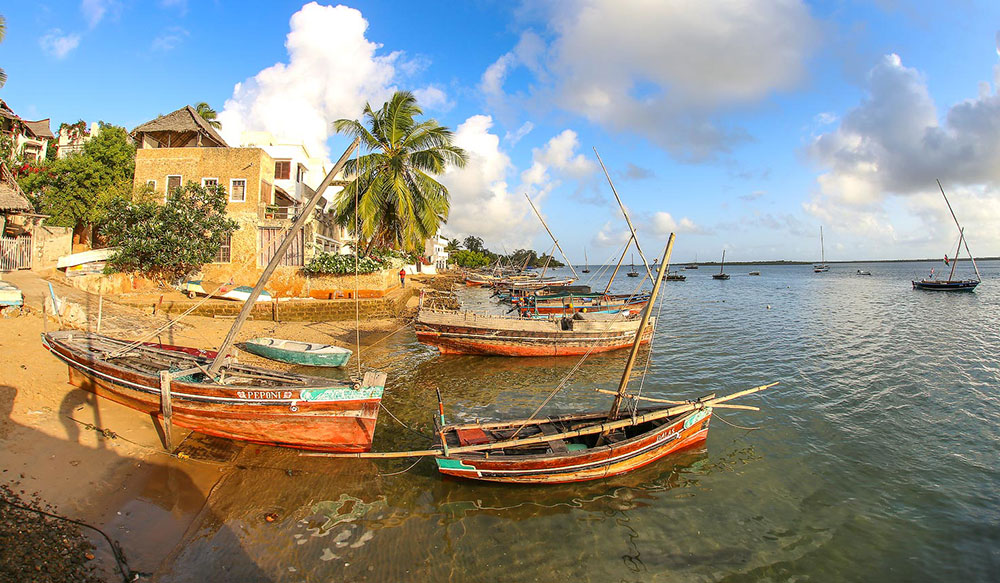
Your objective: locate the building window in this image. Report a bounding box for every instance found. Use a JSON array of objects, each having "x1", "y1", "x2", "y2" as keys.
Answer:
[
  {"x1": 202, "y1": 177, "x2": 219, "y2": 189},
  {"x1": 146, "y1": 179, "x2": 157, "y2": 193},
  {"x1": 230, "y1": 179, "x2": 246, "y2": 202},
  {"x1": 260, "y1": 181, "x2": 272, "y2": 205},
  {"x1": 166, "y1": 175, "x2": 182, "y2": 198},
  {"x1": 275, "y1": 160, "x2": 291, "y2": 180},
  {"x1": 296, "y1": 165, "x2": 306, "y2": 183},
  {"x1": 215, "y1": 233, "x2": 232, "y2": 263}
]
